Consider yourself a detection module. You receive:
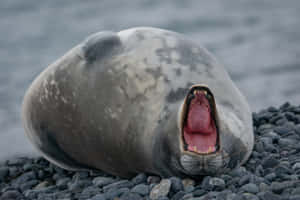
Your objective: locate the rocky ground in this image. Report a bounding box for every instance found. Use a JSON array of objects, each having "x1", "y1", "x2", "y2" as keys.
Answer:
[{"x1": 1, "y1": 102, "x2": 300, "y2": 200}]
